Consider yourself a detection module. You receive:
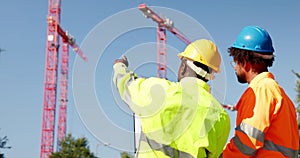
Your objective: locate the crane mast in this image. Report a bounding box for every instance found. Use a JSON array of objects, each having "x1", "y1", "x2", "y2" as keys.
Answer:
[
  {"x1": 157, "y1": 27, "x2": 167, "y2": 78},
  {"x1": 138, "y1": 4, "x2": 191, "y2": 78},
  {"x1": 40, "y1": 1, "x2": 61, "y2": 157},
  {"x1": 41, "y1": 1, "x2": 87, "y2": 157},
  {"x1": 57, "y1": 39, "x2": 68, "y2": 151}
]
